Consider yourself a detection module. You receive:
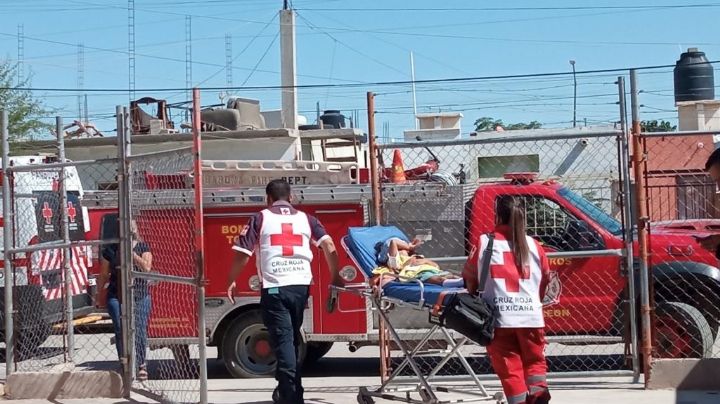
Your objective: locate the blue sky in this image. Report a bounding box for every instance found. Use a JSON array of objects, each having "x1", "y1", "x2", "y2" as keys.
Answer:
[{"x1": 1, "y1": 0, "x2": 719, "y2": 139}]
